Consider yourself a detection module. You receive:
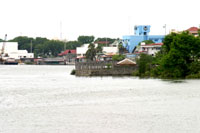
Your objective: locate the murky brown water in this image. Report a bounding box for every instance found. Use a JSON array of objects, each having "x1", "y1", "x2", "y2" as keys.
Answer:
[{"x1": 0, "y1": 65, "x2": 200, "y2": 133}]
